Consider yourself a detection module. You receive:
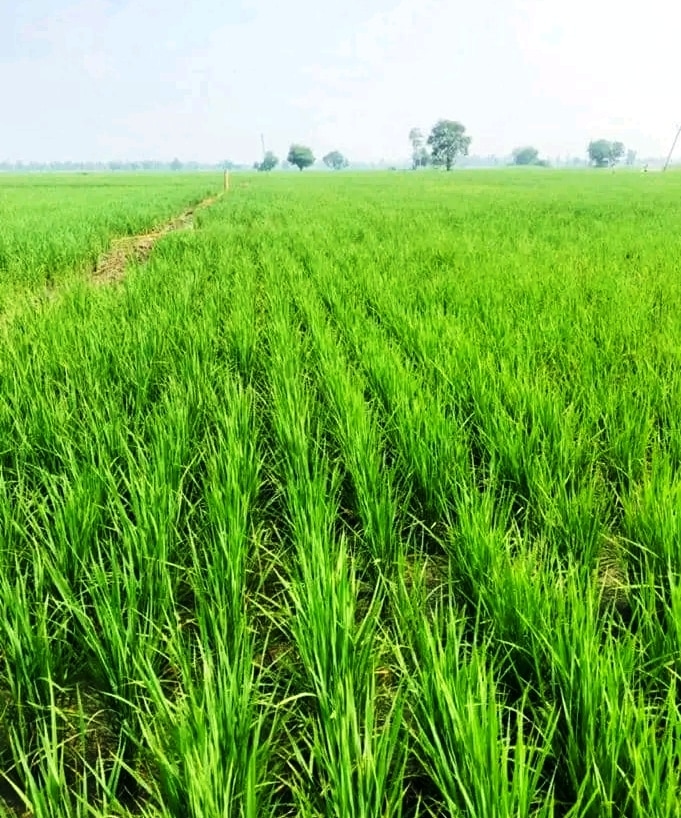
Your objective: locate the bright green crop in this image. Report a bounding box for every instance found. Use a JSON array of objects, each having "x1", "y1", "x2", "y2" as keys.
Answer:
[{"x1": 1, "y1": 169, "x2": 681, "y2": 816}]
